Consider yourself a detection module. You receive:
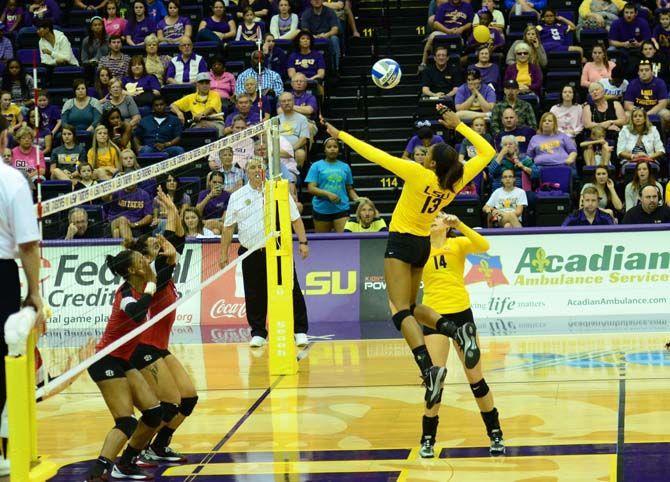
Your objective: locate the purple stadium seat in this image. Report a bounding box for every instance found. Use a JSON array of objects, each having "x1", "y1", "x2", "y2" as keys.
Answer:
[
  {"x1": 539, "y1": 166, "x2": 572, "y2": 193},
  {"x1": 17, "y1": 49, "x2": 39, "y2": 67},
  {"x1": 41, "y1": 180, "x2": 72, "y2": 201},
  {"x1": 137, "y1": 152, "x2": 168, "y2": 167}
]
